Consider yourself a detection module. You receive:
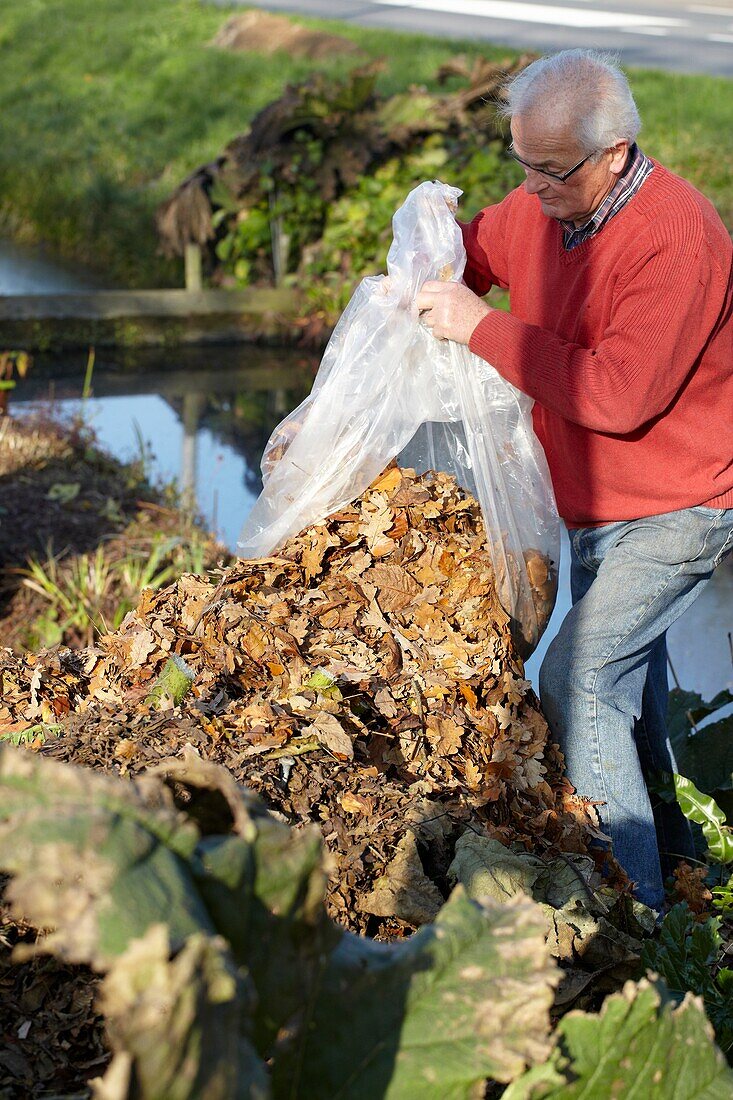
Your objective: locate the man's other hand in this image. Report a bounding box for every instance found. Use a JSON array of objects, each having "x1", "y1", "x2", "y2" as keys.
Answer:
[{"x1": 415, "y1": 282, "x2": 491, "y2": 345}]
